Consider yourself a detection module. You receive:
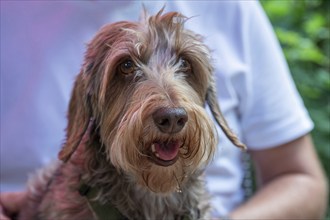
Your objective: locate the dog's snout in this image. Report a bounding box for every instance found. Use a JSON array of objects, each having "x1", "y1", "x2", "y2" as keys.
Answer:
[{"x1": 153, "y1": 107, "x2": 188, "y2": 134}]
